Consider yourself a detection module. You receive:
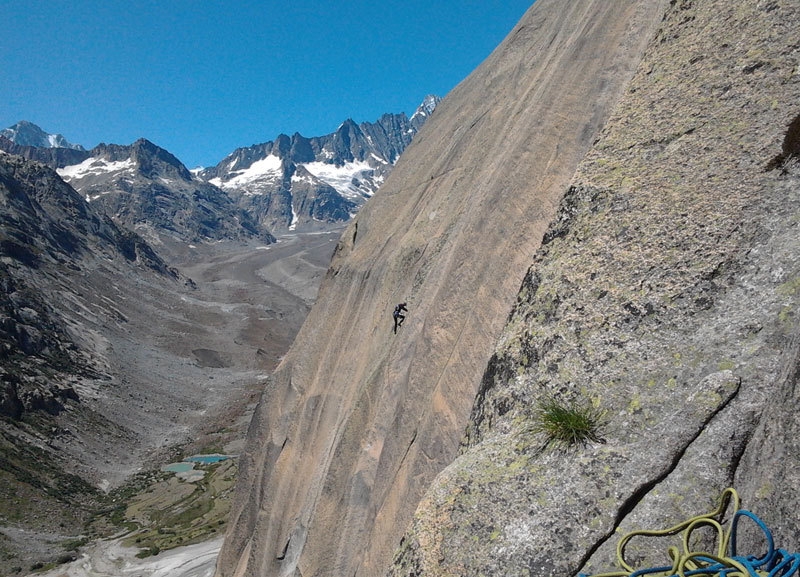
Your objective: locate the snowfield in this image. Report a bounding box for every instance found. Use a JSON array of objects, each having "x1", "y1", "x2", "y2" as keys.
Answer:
[
  {"x1": 57, "y1": 157, "x2": 136, "y2": 181},
  {"x1": 211, "y1": 154, "x2": 282, "y2": 188}
]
